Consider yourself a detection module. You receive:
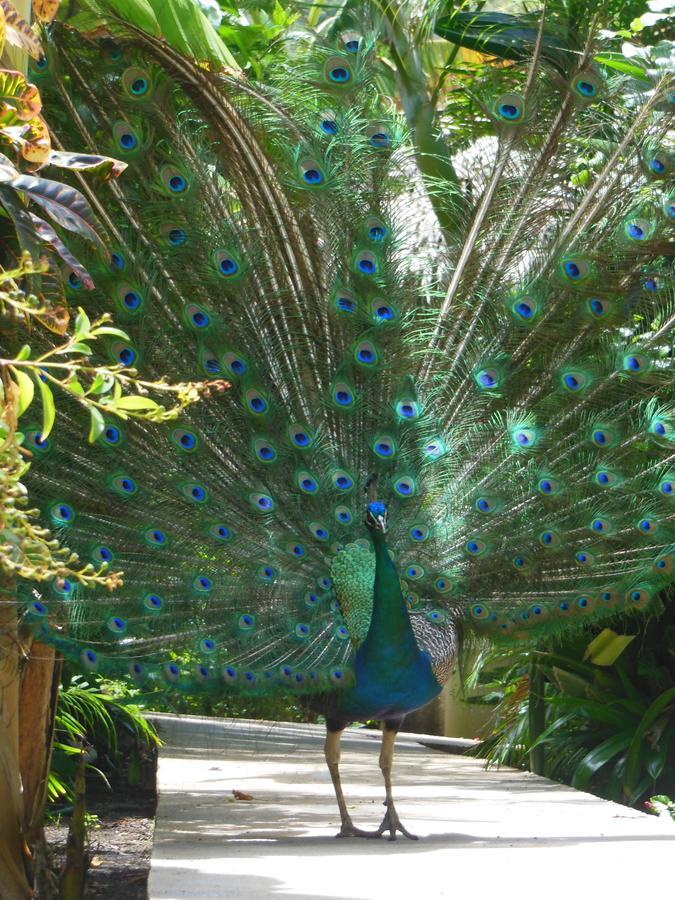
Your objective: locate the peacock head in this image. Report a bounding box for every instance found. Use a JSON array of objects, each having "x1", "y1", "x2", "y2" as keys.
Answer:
[{"x1": 366, "y1": 501, "x2": 388, "y2": 533}]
